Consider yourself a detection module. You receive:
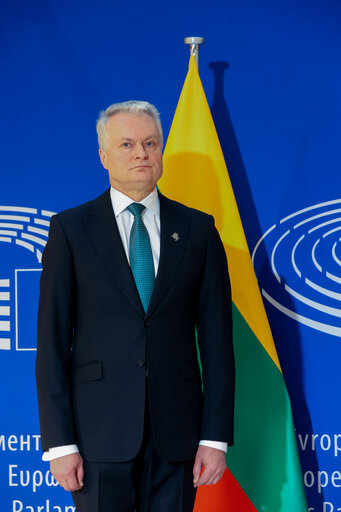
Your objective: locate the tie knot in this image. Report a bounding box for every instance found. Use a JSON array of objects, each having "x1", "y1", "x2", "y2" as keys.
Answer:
[{"x1": 127, "y1": 202, "x2": 146, "y2": 217}]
